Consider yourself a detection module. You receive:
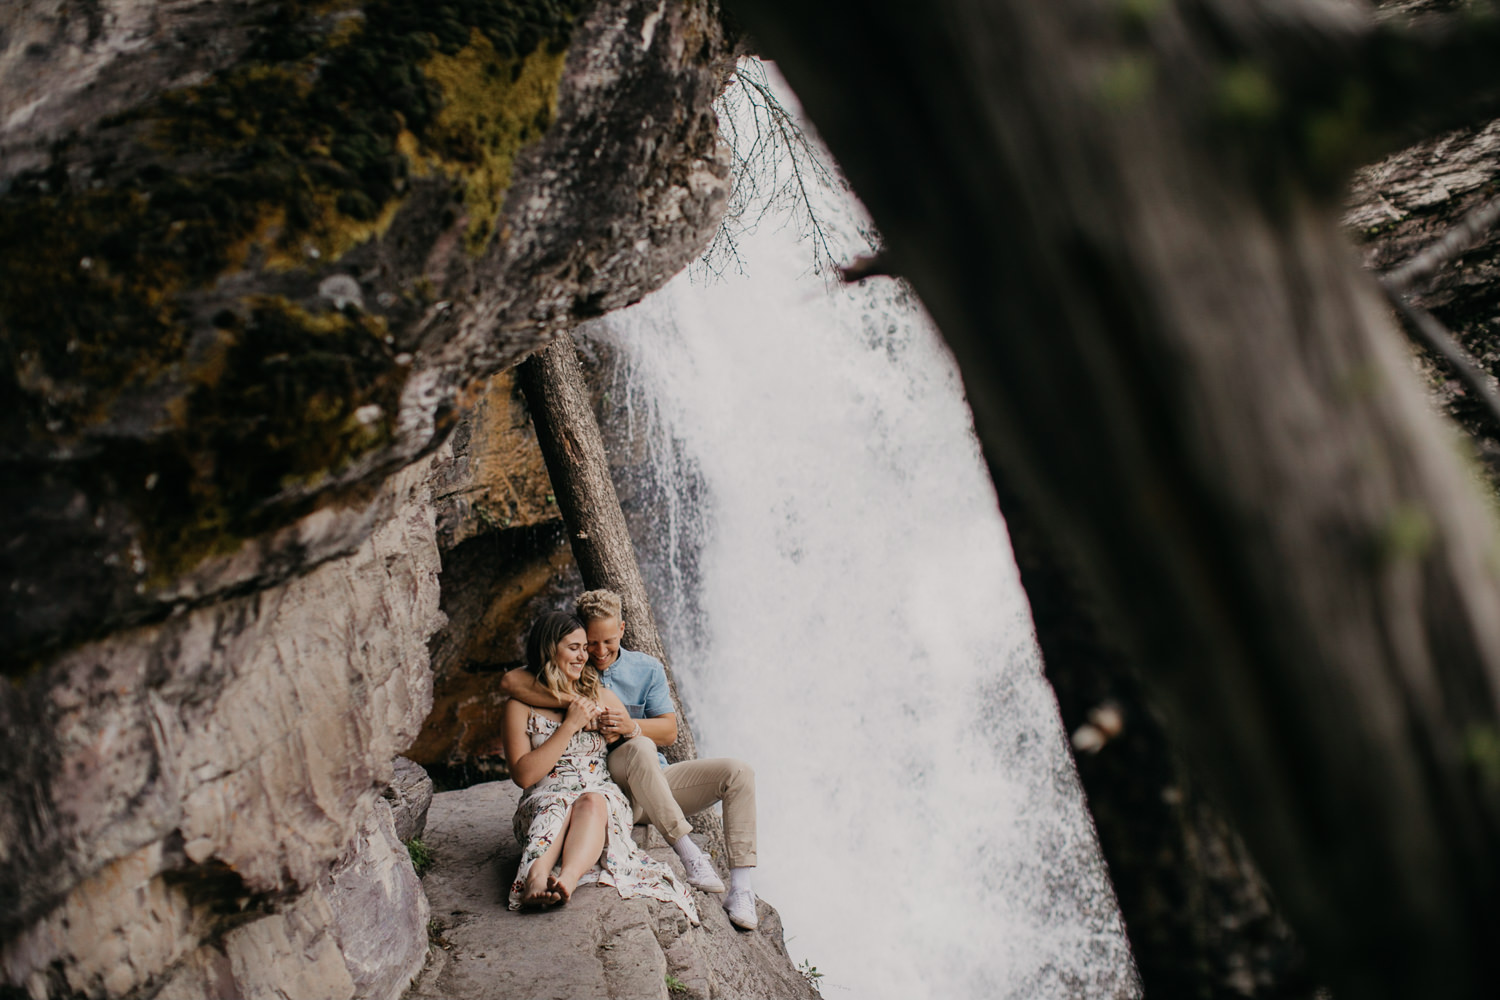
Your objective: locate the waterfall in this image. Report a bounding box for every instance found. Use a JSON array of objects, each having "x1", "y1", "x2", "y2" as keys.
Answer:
[{"x1": 581, "y1": 63, "x2": 1139, "y2": 999}]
